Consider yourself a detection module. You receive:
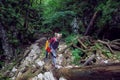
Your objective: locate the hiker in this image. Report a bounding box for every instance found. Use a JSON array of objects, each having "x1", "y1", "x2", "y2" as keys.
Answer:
[{"x1": 45, "y1": 33, "x2": 62, "y2": 67}]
